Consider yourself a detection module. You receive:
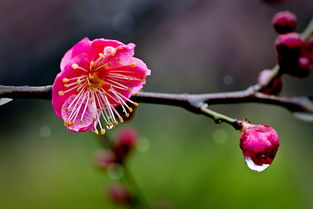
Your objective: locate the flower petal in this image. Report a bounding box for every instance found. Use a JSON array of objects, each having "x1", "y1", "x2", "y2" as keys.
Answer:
[
  {"x1": 60, "y1": 37, "x2": 92, "y2": 70},
  {"x1": 90, "y1": 39, "x2": 124, "y2": 61},
  {"x1": 61, "y1": 95, "x2": 96, "y2": 133},
  {"x1": 52, "y1": 57, "x2": 89, "y2": 118}
]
